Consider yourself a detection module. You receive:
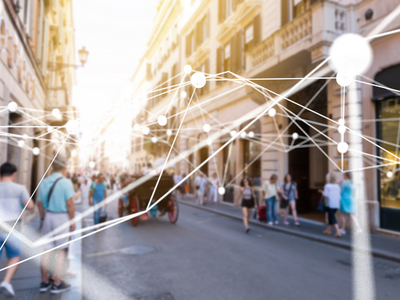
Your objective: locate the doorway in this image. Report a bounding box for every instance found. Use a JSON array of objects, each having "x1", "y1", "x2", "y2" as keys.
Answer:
[{"x1": 287, "y1": 80, "x2": 328, "y2": 221}]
